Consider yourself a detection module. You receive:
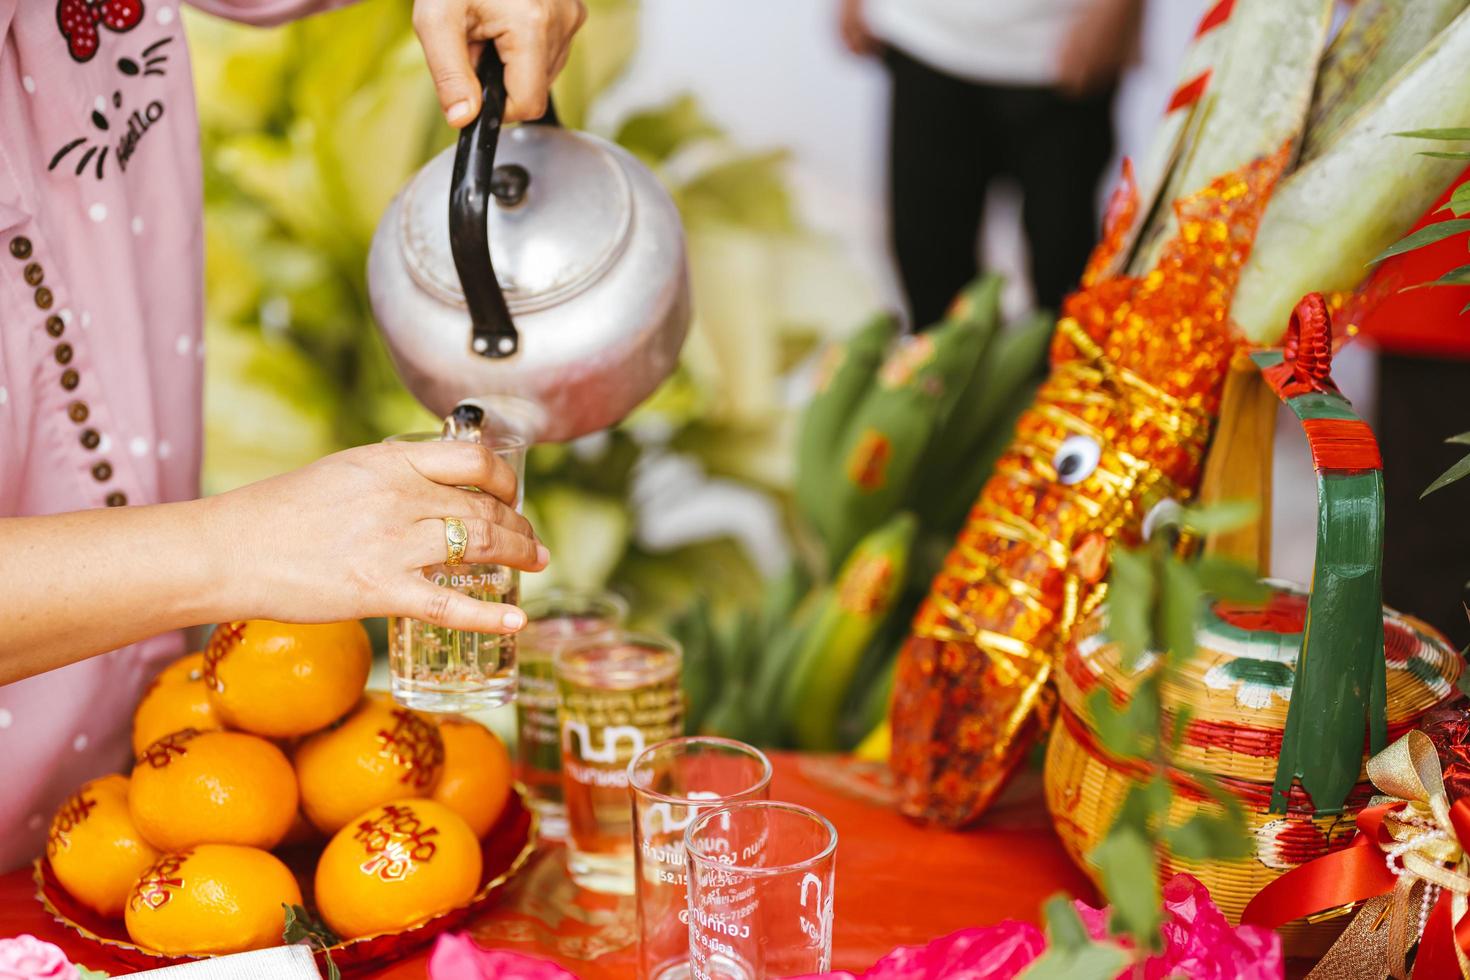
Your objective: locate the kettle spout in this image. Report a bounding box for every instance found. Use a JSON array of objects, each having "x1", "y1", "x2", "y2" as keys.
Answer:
[{"x1": 444, "y1": 394, "x2": 547, "y2": 444}]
